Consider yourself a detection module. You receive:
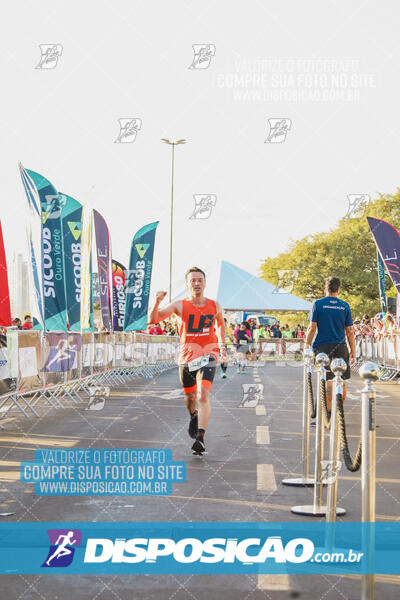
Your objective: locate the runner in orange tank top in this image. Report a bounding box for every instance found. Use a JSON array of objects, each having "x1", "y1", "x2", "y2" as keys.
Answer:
[{"x1": 148, "y1": 267, "x2": 227, "y2": 454}]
